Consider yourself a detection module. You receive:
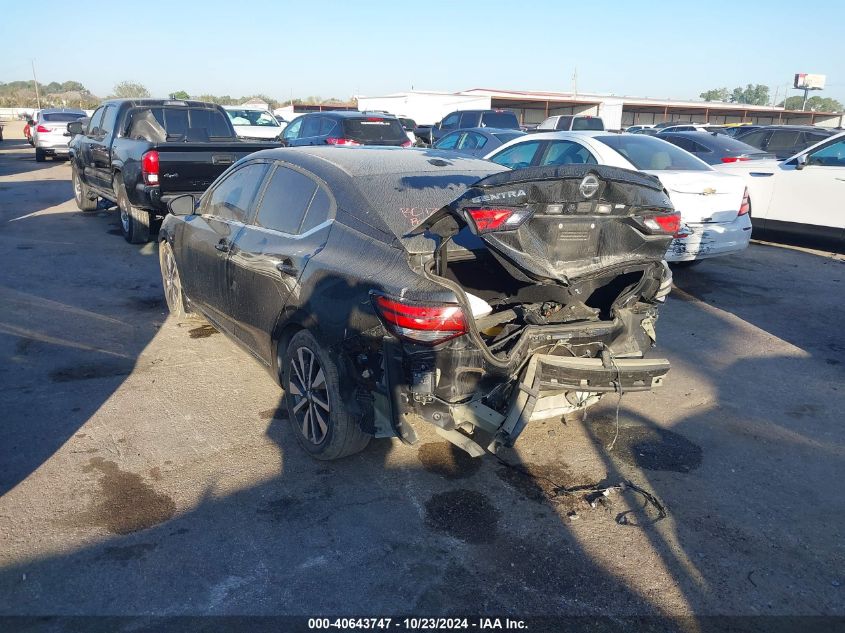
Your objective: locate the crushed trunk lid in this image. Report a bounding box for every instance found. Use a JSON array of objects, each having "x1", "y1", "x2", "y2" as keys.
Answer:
[{"x1": 410, "y1": 164, "x2": 677, "y2": 285}]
